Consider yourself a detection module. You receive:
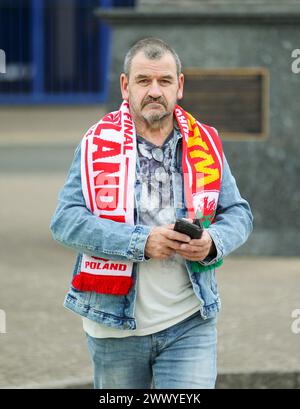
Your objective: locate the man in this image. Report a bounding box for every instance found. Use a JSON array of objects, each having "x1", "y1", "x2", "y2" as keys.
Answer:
[{"x1": 50, "y1": 38, "x2": 253, "y2": 389}]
